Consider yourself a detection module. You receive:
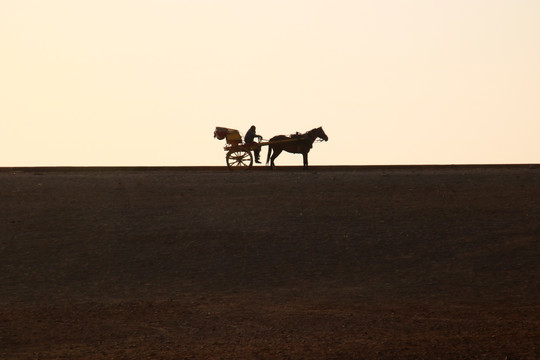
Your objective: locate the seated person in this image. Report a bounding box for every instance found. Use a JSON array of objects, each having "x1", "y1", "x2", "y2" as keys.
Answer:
[{"x1": 245, "y1": 125, "x2": 263, "y2": 163}]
